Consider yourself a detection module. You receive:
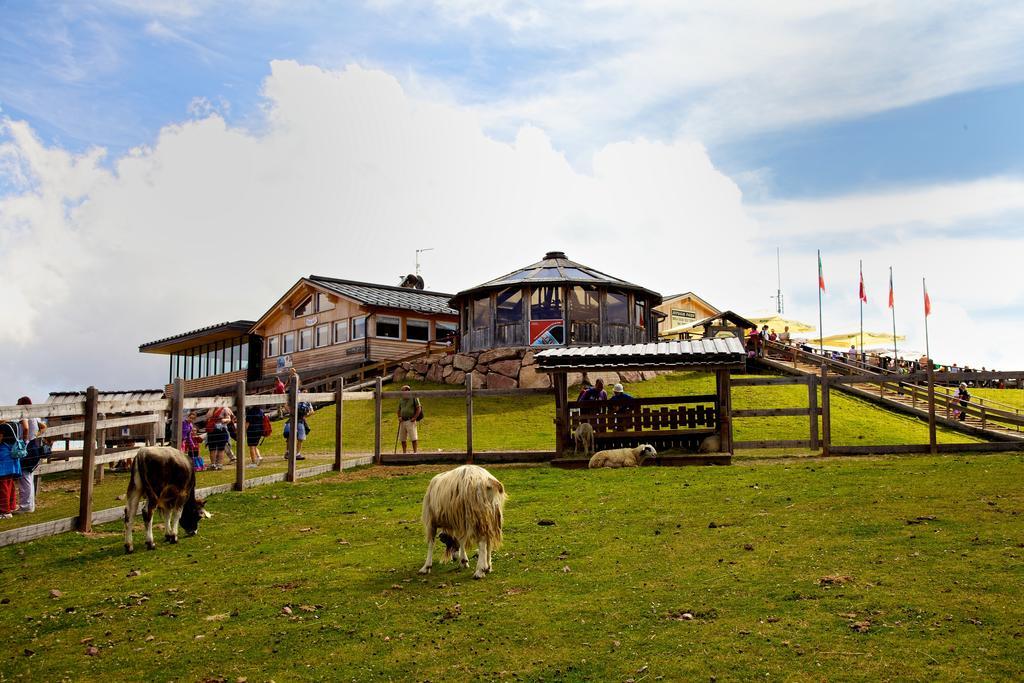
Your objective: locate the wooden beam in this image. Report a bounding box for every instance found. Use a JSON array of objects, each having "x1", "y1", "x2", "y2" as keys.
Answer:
[
  {"x1": 172, "y1": 379, "x2": 184, "y2": 450},
  {"x1": 733, "y1": 439, "x2": 812, "y2": 449},
  {"x1": 466, "y1": 372, "x2": 474, "y2": 464},
  {"x1": 234, "y1": 380, "x2": 246, "y2": 492},
  {"x1": 373, "y1": 377, "x2": 382, "y2": 465},
  {"x1": 334, "y1": 383, "x2": 344, "y2": 471},
  {"x1": 808, "y1": 374, "x2": 819, "y2": 451},
  {"x1": 287, "y1": 376, "x2": 299, "y2": 482},
  {"x1": 77, "y1": 387, "x2": 98, "y2": 533},
  {"x1": 729, "y1": 376, "x2": 810, "y2": 387},
  {"x1": 927, "y1": 361, "x2": 937, "y2": 455},
  {"x1": 820, "y1": 365, "x2": 831, "y2": 457},
  {"x1": 732, "y1": 408, "x2": 816, "y2": 417}
]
